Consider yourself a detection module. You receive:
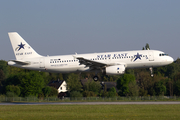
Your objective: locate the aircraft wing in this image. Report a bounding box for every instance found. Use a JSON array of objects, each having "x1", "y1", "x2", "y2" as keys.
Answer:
[{"x1": 76, "y1": 57, "x2": 107, "y2": 69}]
